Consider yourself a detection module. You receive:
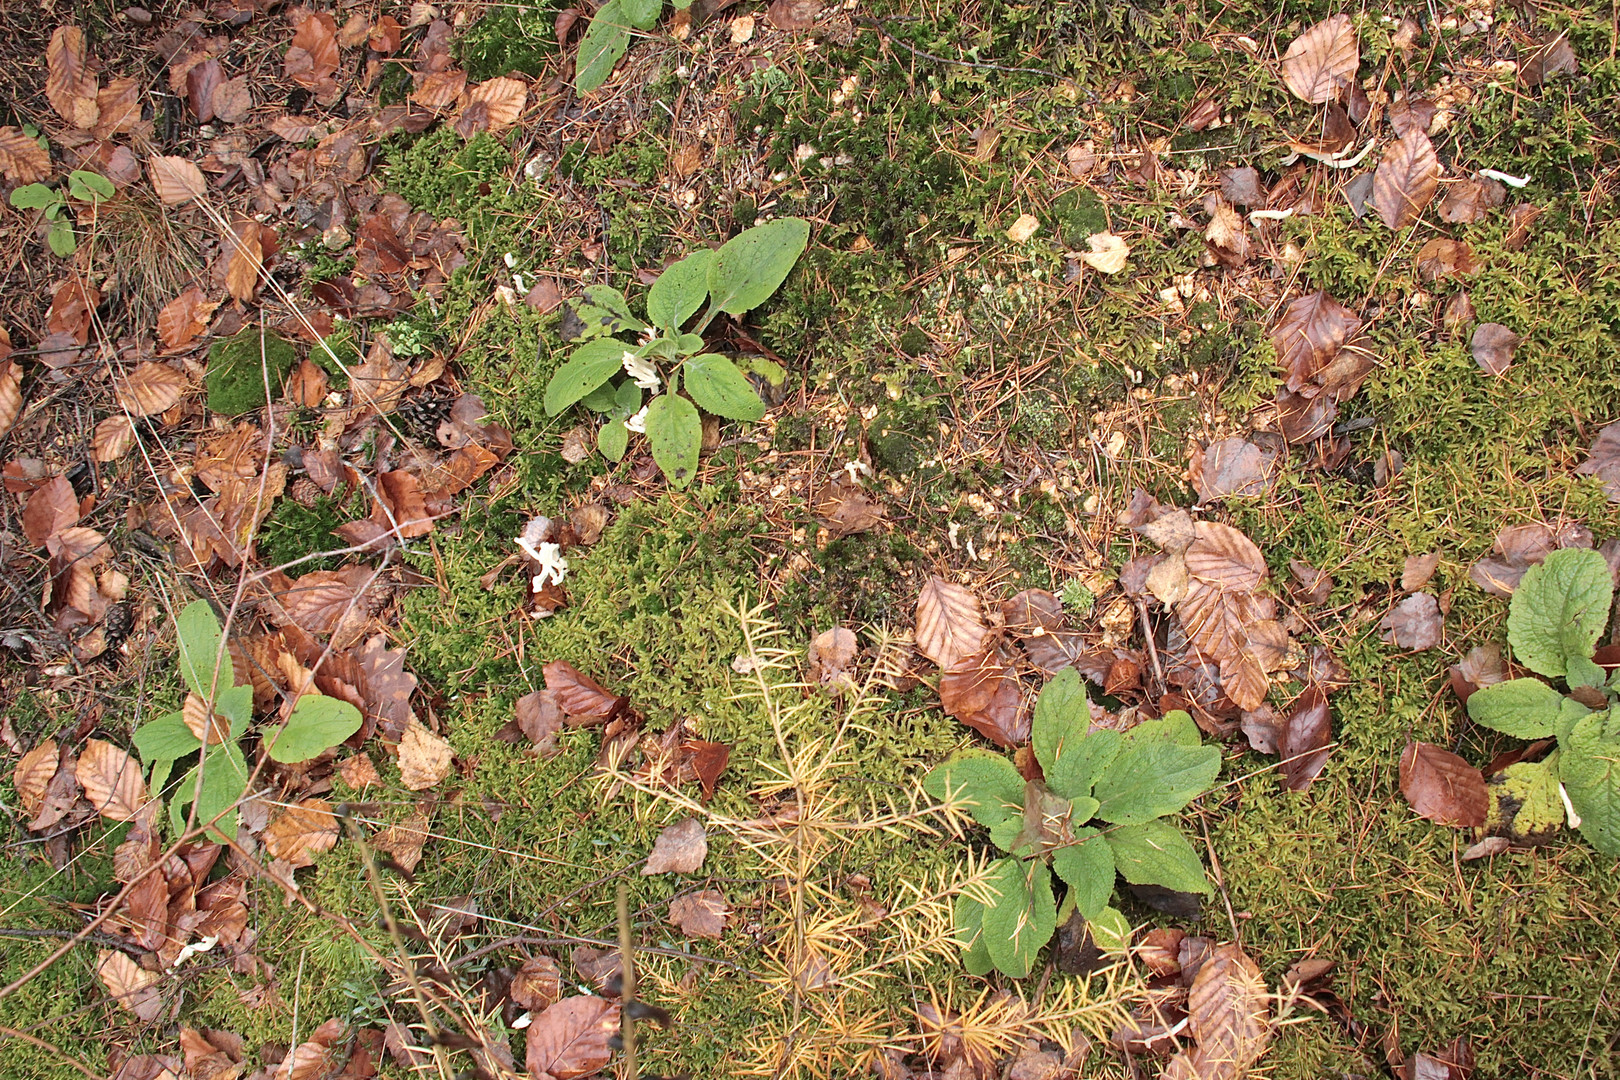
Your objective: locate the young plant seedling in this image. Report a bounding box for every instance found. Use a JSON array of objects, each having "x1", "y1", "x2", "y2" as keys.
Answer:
[
  {"x1": 132, "y1": 601, "x2": 363, "y2": 842},
  {"x1": 8, "y1": 169, "x2": 114, "y2": 256},
  {"x1": 543, "y1": 218, "x2": 807, "y2": 488},
  {"x1": 1465, "y1": 547, "x2": 1620, "y2": 852},
  {"x1": 573, "y1": 0, "x2": 690, "y2": 93},
  {"x1": 923, "y1": 669, "x2": 1222, "y2": 978}
]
